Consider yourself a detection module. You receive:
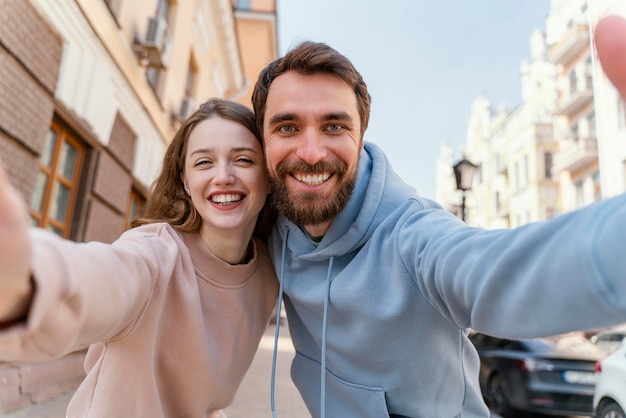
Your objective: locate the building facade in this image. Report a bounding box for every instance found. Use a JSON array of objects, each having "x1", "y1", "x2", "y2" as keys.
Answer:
[
  {"x1": 231, "y1": 0, "x2": 278, "y2": 107},
  {"x1": 548, "y1": 0, "x2": 599, "y2": 213},
  {"x1": 437, "y1": 29, "x2": 559, "y2": 229},
  {"x1": 437, "y1": 0, "x2": 626, "y2": 228},
  {"x1": 0, "y1": 0, "x2": 275, "y2": 413}
]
